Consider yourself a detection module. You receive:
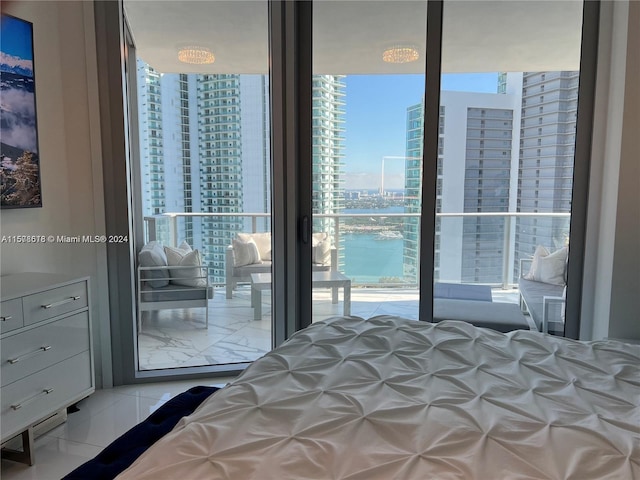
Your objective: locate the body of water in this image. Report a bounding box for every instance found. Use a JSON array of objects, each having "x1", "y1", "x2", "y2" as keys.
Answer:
[
  {"x1": 343, "y1": 233, "x2": 404, "y2": 284},
  {"x1": 341, "y1": 207, "x2": 407, "y2": 283}
]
